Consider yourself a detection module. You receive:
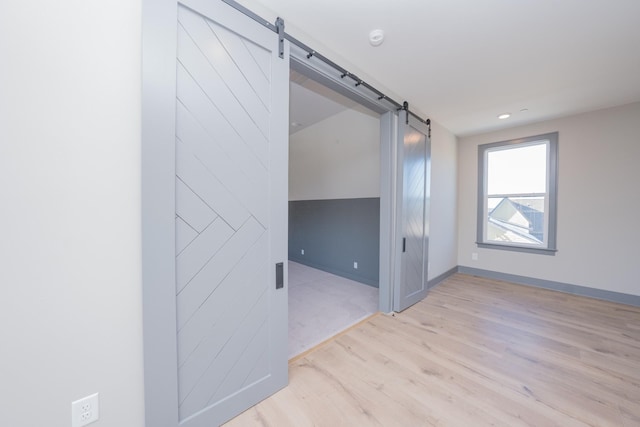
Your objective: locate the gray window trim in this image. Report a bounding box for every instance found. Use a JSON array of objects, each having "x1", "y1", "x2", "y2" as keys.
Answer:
[{"x1": 476, "y1": 132, "x2": 558, "y2": 255}]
